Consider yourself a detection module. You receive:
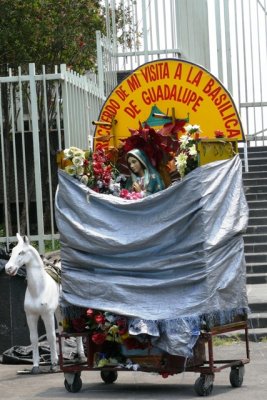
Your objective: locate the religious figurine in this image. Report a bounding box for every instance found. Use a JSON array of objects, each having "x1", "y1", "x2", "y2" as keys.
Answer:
[{"x1": 126, "y1": 148, "x2": 165, "y2": 196}]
